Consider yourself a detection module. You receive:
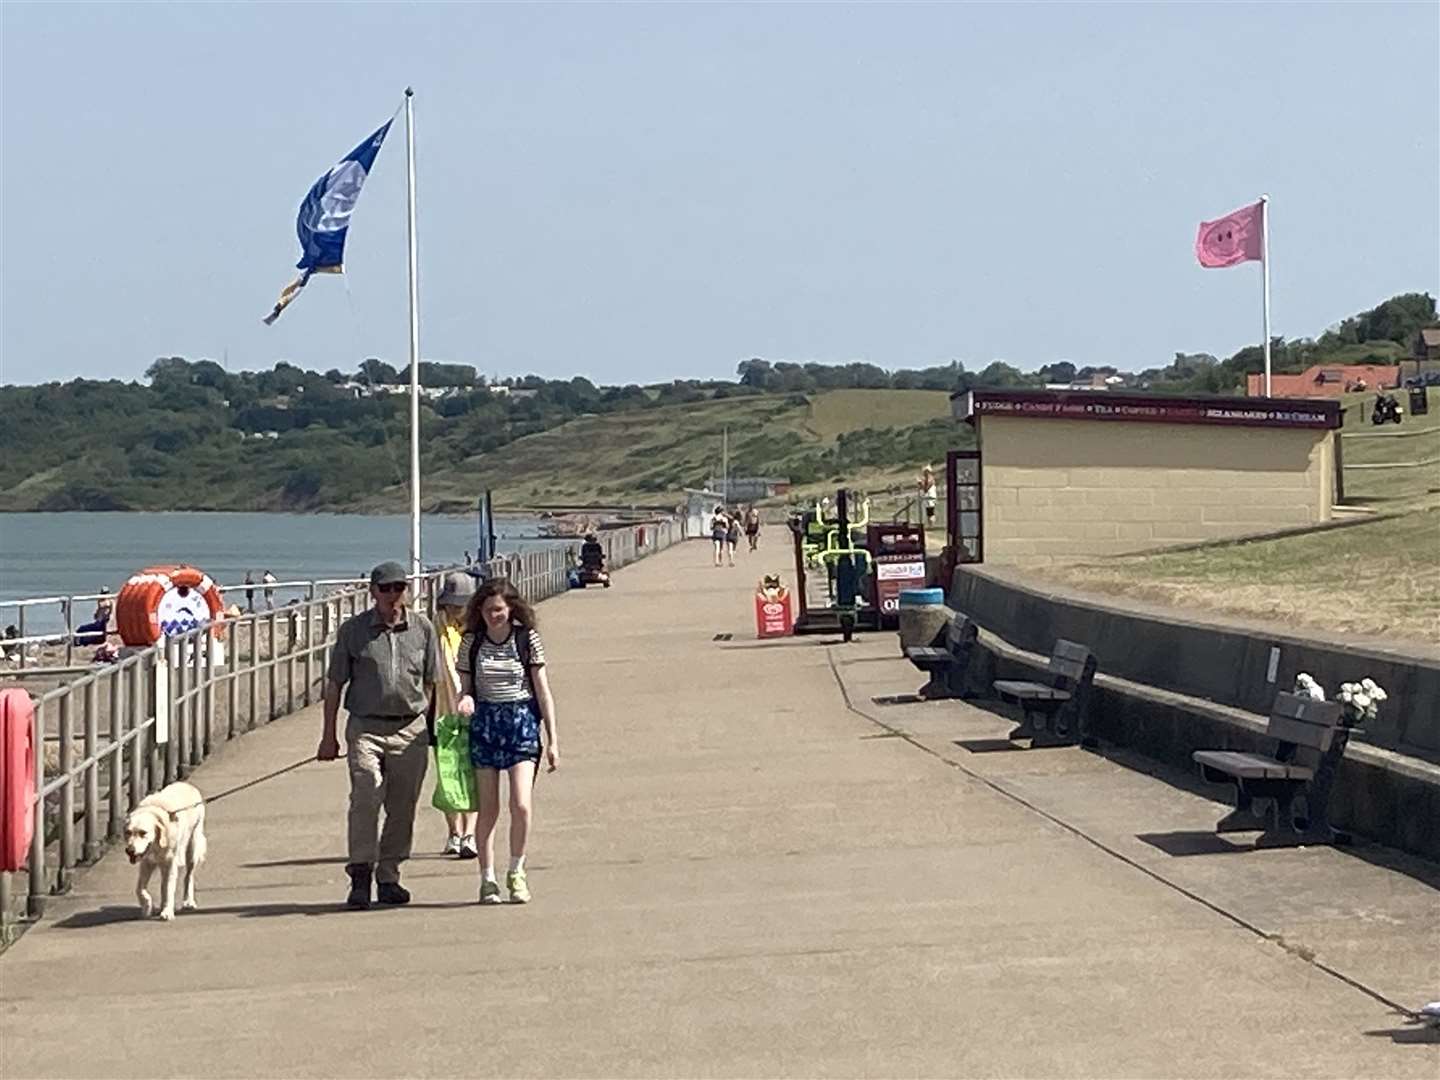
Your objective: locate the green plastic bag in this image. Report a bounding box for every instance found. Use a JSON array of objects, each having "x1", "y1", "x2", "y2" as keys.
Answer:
[{"x1": 431, "y1": 713, "x2": 476, "y2": 812}]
